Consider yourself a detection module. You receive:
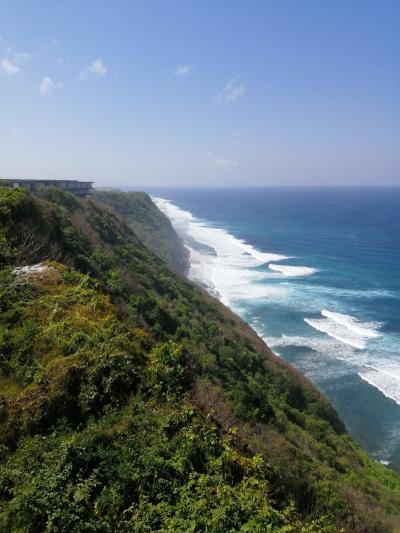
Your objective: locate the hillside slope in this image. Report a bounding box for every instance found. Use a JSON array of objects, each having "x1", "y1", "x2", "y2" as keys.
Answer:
[
  {"x1": 0, "y1": 187, "x2": 399, "y2": 532},
  {"x1": 93, "y1": 190, "x2": 189, "y2": 273}
]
